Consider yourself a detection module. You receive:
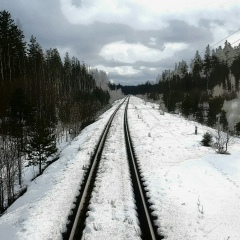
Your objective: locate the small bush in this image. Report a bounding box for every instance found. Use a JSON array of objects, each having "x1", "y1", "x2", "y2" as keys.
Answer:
[{"x1": 201, "y1": 132, "x2": 213, "y2": 147}]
